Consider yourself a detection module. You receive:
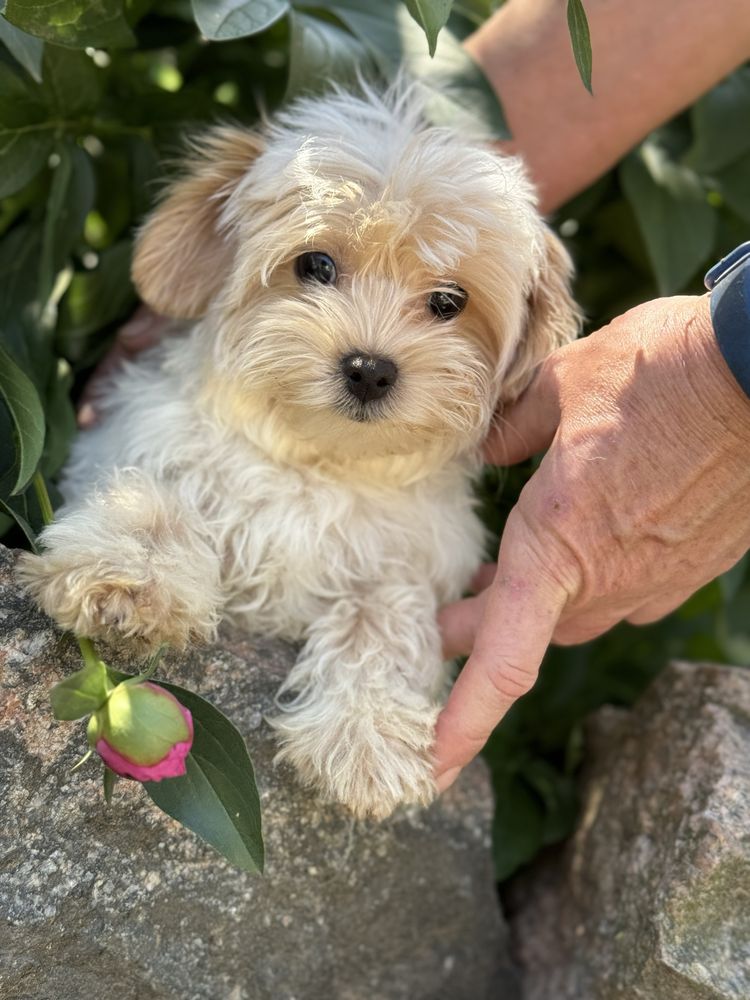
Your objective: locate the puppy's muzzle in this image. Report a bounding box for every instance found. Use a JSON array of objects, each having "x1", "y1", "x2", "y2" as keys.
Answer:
[{"x1": 340, "y1": 353, "x2": 398, "y2": 404}]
